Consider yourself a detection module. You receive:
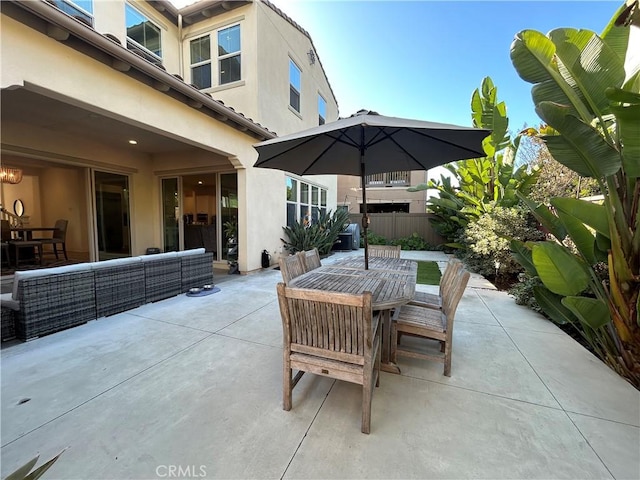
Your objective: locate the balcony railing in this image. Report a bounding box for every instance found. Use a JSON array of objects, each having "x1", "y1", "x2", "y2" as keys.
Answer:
[{"x1": 365, "y1": 171, "x2": 410, "y2": 187}]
